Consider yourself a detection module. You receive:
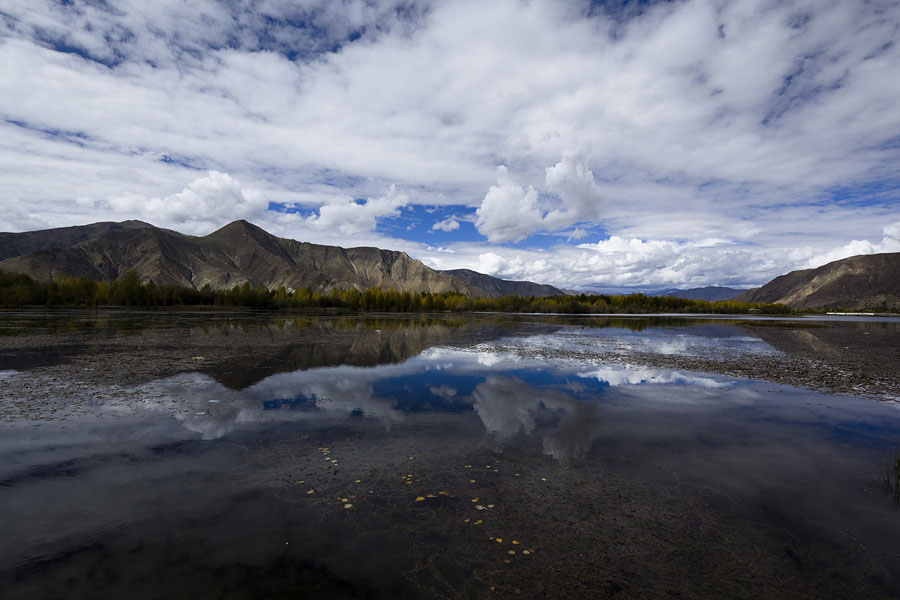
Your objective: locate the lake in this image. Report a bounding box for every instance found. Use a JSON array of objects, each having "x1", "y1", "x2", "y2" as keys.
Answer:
[{"x1": 1, "y1": 310, "x2": 899, "y2": 598}]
